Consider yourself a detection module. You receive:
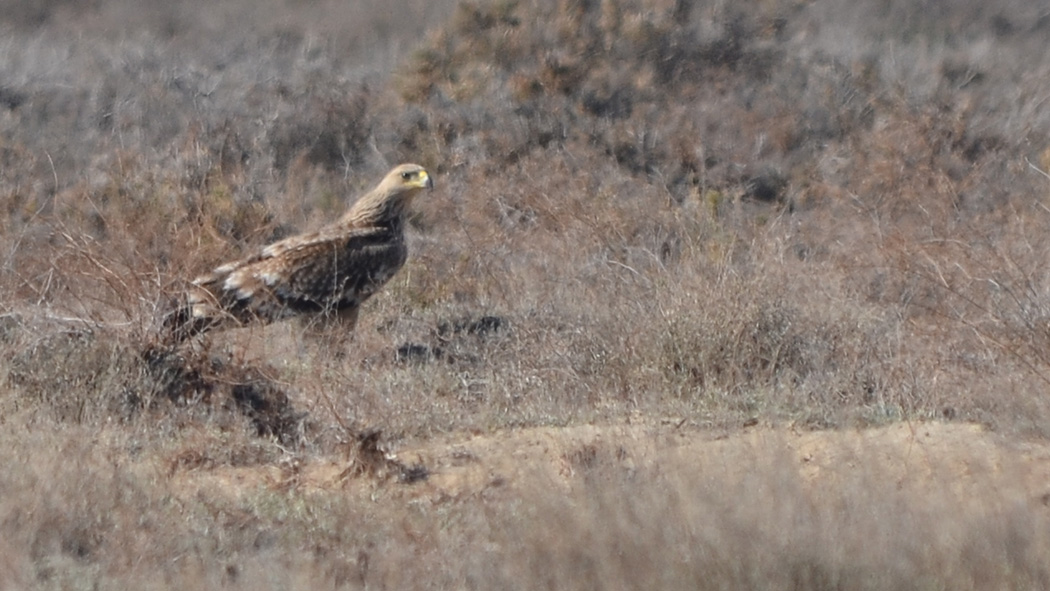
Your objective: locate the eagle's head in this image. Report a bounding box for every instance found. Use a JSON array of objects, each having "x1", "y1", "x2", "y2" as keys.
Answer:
[
  {"x1": 385, "y1": 163, "x2": 433, "y2": 193},
  {"x1": 347, "y1": 163, "x2": 434, "y2": 225}
]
